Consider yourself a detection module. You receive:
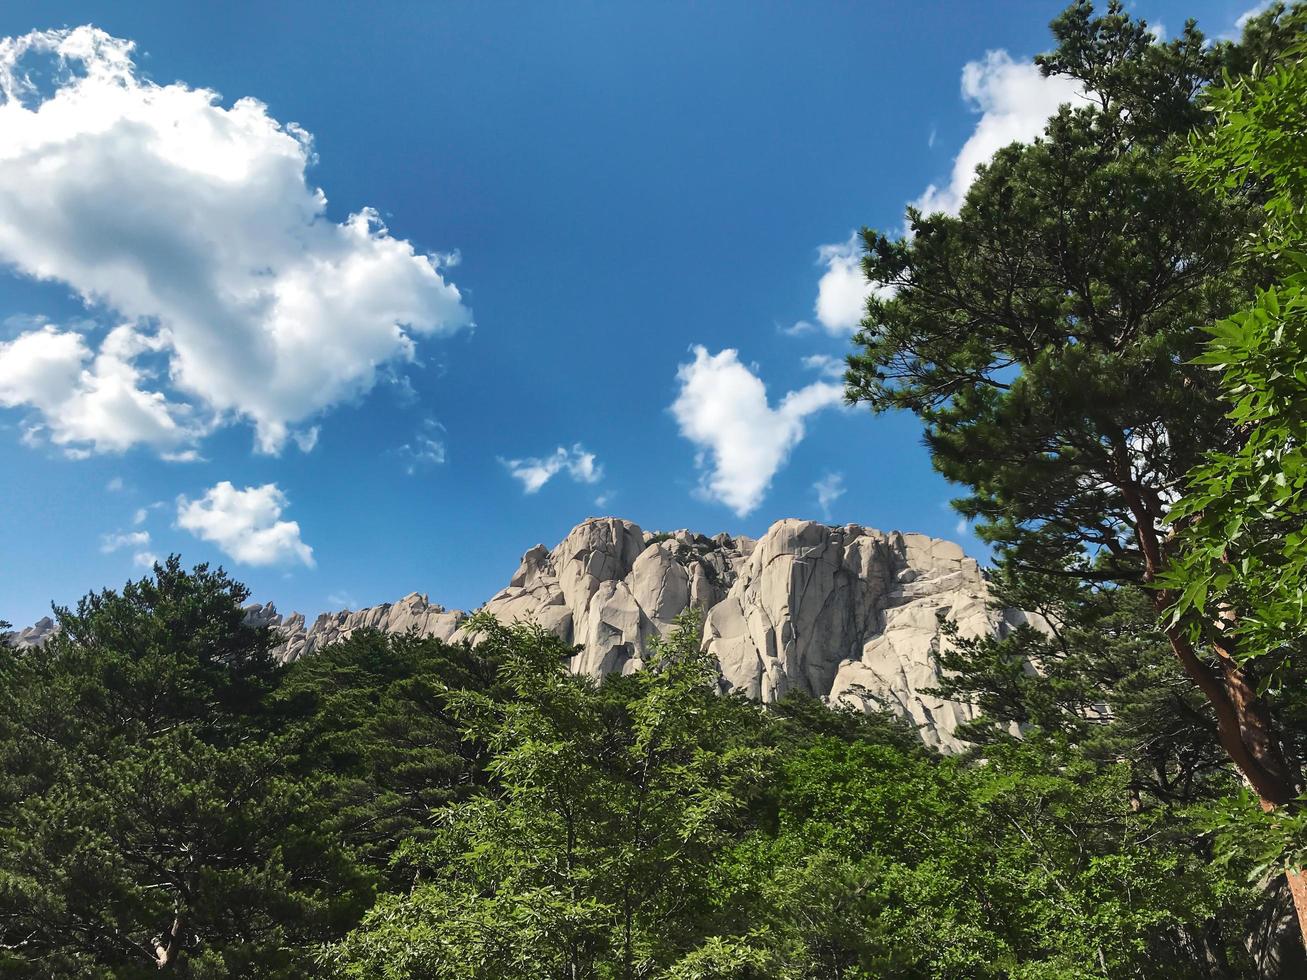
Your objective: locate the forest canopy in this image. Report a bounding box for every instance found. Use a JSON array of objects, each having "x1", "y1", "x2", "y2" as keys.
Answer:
[{"x1": 4, "y1": 1, "x2": 1307, "y2": 977}]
